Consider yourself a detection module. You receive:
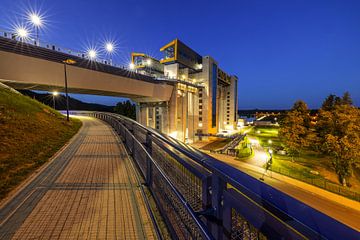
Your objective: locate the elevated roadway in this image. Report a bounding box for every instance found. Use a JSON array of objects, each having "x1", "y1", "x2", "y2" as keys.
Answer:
[{"x1": 0, "y1": 36, "x2": 174, "y2": 102}]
